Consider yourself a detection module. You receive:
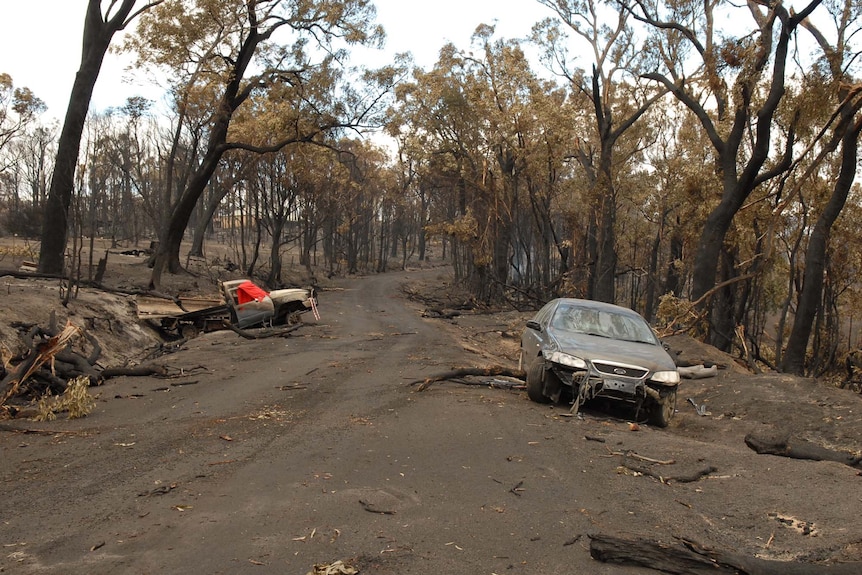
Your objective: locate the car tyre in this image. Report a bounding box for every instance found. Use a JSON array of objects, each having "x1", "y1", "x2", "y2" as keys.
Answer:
[
  {"x1": 649, "y1": 386, "x2": 677, "y2": 428},
  {"x1": 525, "y1": 359, "x2": 551, "y2": 403}
]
